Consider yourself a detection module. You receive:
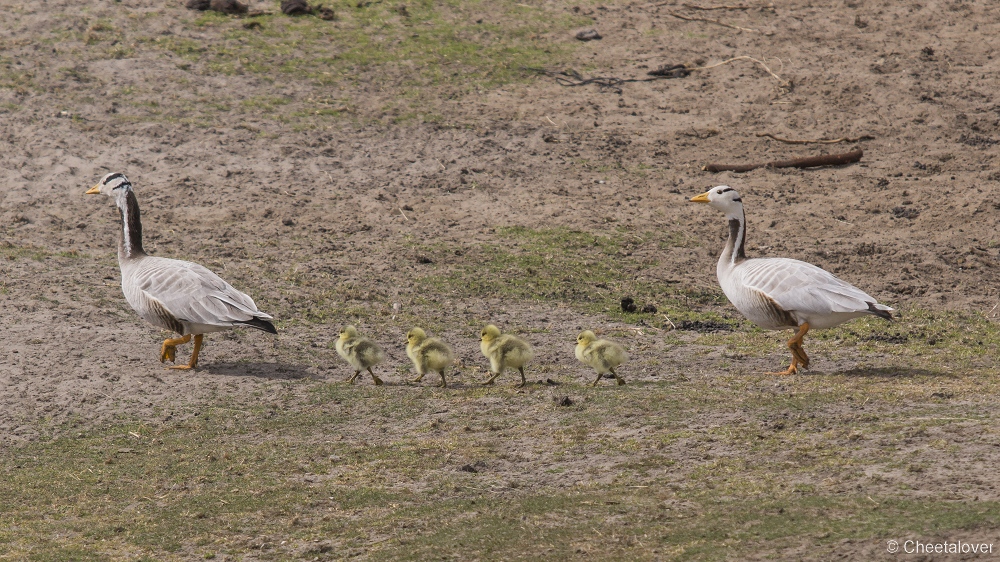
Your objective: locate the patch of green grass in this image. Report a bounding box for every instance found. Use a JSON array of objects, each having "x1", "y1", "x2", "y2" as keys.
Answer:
[
  {"x1": 154, "y1": 0, "x2": 581, "y2": 88},
  {"x1": 415, "y1": 225, "x2": 729, "y2": 328},
  {"x1": 5, "y1": 372, "x2": 1000, "y2": 559},
  {"x1": 0, "y1": 242, "x2": 52, "y2": 262},
  {"x1": 0, "y1": 57, "x2": 40, "y2": 94},
  {"x1": 695, "y1": 309, "x2": 1000, "y2": 371},
  {"x1": 14, "y1": 1, "x2": 583, "y2": 127}
]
